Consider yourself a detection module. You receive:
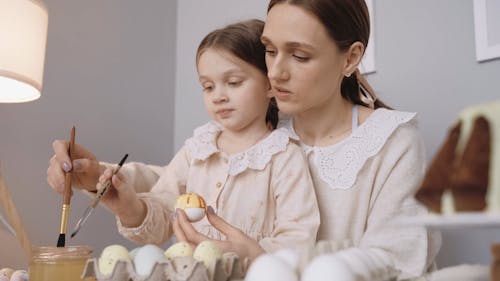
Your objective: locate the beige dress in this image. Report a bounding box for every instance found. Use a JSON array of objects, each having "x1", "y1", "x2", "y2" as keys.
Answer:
[
  {"x1": 116, "y1": 121, "x2": 320, "y2": 253},
  {"x1": 277, "y1": 106, "x2": 441, "y2": 279}
]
